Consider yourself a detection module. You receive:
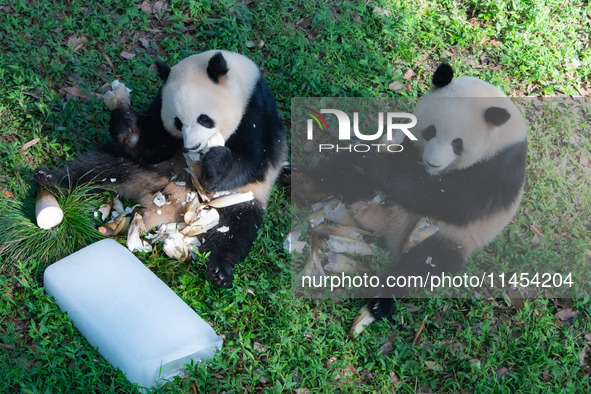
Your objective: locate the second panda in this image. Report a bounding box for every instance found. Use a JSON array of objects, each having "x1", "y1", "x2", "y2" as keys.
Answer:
[
  {"x1": 297, "y1": 64, "x2": 527, "y2": 332},
  {"x1": 36, "y1": 50, "x2": 288, "y2": 288}
]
